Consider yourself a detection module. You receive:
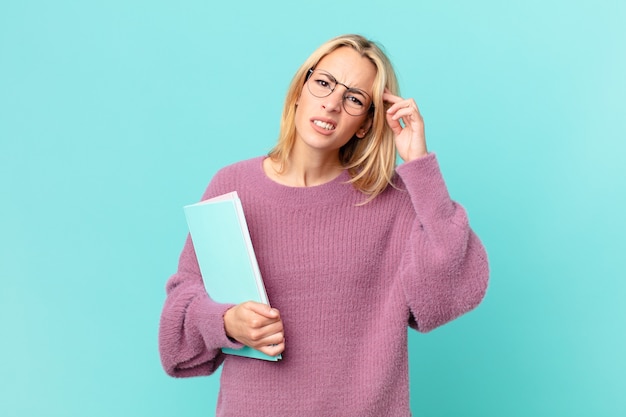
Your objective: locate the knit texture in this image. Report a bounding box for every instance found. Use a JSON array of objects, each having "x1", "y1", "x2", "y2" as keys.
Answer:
[{"x1": 159, "y1": 153, "x2": 489, "y2": 416}]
